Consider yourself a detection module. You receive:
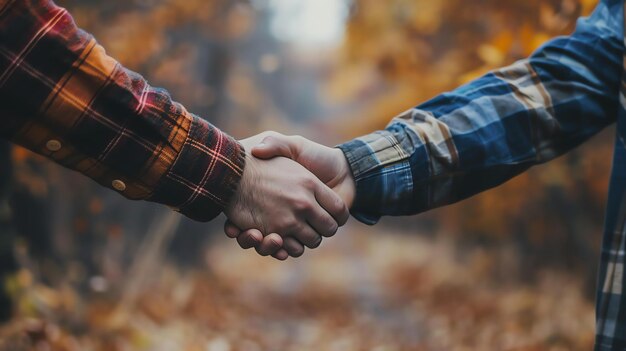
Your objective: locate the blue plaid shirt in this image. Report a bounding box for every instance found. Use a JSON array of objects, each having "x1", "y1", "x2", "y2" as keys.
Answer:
[{"x1": 338, "y1": 1, "x2": 626, "y2": 349}]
